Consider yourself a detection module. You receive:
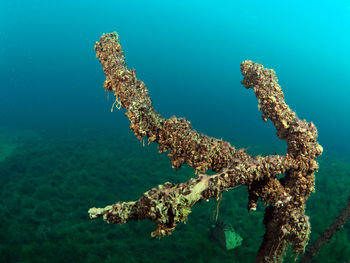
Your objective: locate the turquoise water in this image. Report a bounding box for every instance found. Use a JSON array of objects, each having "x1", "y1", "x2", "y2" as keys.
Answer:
[{"x1": 1, "y1": 1, "x2": 349, "y2": 262}]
